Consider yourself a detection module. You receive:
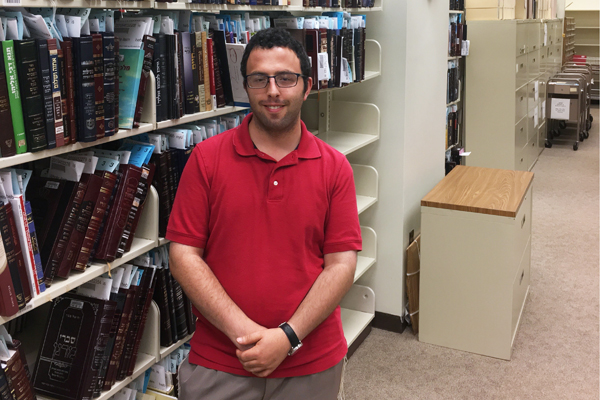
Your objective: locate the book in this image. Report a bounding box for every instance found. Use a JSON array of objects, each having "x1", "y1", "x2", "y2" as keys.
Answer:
[
  {"x1": 206, "y1": 37, "x2": 217, "y2": 110},
  {"x1": 175, "y1": 33, "x2": 184, "y2": 118},
  {"x1": 103, "y1": 32, "x2": 117, "y2": 137},
  {"x1": 24, "y1": 201, "x2": 44, "y2": 293},
  {"x1": 72, "y1": 36, "x2": 96, "y2": 143},
  {"x1": 94, "y1": 164, "x2": 142, "y2": 262},
  {"x1": 36, "y1": 39, "x2": 56, "y2": 149},
  {"x1": 14, "y1": 39, "x2": 47, "y2": 152},
  {"x1": 194, "y1": 32, "x2": 206, "y2": 113},
  {"x1": 153, "y1": 267, "x2": 172, "y2": 347},
  {"x1": 73, "y1": 171, "x2": 118, "y2": 272},
  {"x1": 200, "y1": 31, "x2": 211, "y2": 112},
  {"x1": 1, "y1": 202, "x2": 31, "y2": 306},
  {"x1": 0, "y1": 53, "x2": 16, "y2": 158},
  {"x1": 165, "y1": 34, "x2": 177, "y2": 119},
  {"x1": 92, "y1": 34, "x2": 105, "y2": 140},
  {"x1": 0, "y1": 204, "x2": 26, "y2": 310},
  {"x1": 133, "y1": 35, "x2": 156, "y2": 128},
  {"x1": 152, "y1": 33, "x2": 166, "y2": 122},
  {"x1": 0, "y1": 364, "x2": 14, "y2": 400},
  {"x1": 212, "y1": 30, "x2": 234, "y2": 107},
  {"x1": 150, "y1": 152, "x2": 171, "y2": 238},
  {"x1": 60, "y1": 39, "x2": 77, "y2": 145},
  {"x1": 118, "y1": 49, "x2": 145, "y2": 130},
  {"x1": 190, "y1": 36, "x2": 199, "y2": 114},
  {"x1": 0, "y1": 236, "x2": 18, "y2": 317},
  {"x1": 181, "y1": 32, "x2": 196, "y2": 115},
  {"x1": 114, "y1": 38, "x2": 120, "y2": 133},
  {"x1": 2, "y1": 41, "x2": 26, "y2": 154},
  {"x1": 33, "y1": 293, "x2": 116, "y2": 400},
  {"x1": 47, "y1": 39, "x2": 65, "y2": 148}
]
